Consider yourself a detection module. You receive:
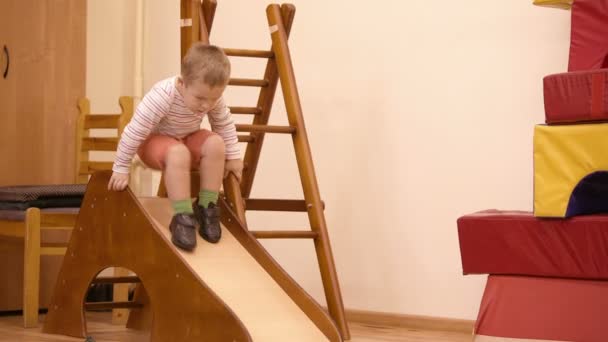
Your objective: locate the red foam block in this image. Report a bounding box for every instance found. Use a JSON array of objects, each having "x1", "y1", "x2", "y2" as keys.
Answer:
[
  {"x1": 476, "y1": 275, "x2": 608, "y2": 342},
  {"x1": 568, "y1": 0, "x2": 608, "y2": 72},
  {"x1": 543, "y1": 69, "x2": 608, "y2": 124},
  {"x1": 458, "y1": 210, "x2": 608, "y2": 279}
]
